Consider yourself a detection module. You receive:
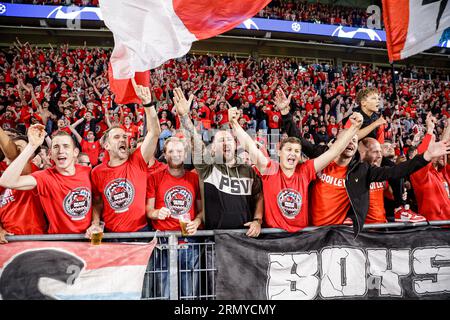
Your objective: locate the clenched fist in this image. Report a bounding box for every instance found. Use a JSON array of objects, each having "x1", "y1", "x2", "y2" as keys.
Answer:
[
  {"x1": 27, "y1": 124, "x2": 46, "y2": 148},
  {"x1": 228, "y1": 107, "x2": 240, "y2": 124},
  {"x1": 349, "y1": 112, "x2": 363, "y2": 129}
]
